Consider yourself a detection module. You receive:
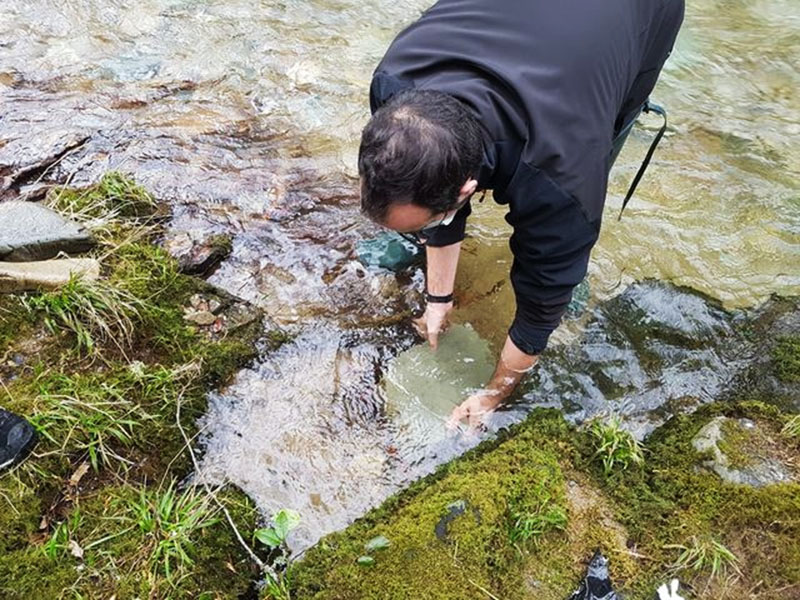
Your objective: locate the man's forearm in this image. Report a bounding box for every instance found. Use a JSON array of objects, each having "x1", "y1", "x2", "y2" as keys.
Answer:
[
  {"x1": 485, "y1": 335, "x2": 539, "y2": 401},
  {"x1": 425, "y1": 242, "x2": 461, "y2": 295}
]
